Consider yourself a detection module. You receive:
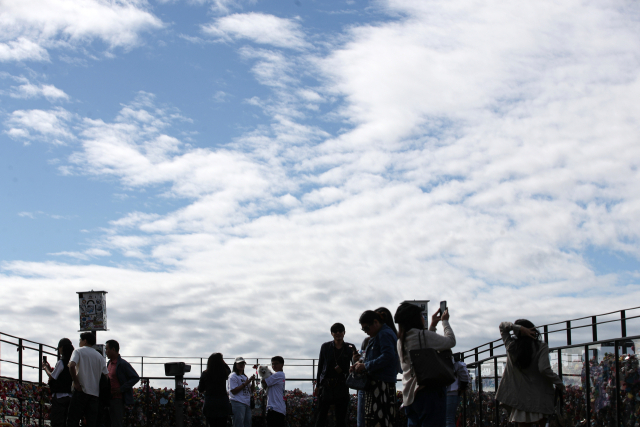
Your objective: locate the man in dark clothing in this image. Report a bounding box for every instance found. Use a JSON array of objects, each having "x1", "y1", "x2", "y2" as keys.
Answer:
[
  {"x1": 105, "y1": 339, "x2": 140, "y2": 427},
  {"x1": 315, "y1": 323, "x2": 356, "y2": 427}
]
